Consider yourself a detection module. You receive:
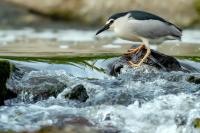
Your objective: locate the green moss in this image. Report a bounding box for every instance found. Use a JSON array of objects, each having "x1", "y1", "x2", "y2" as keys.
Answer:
[
  {"x1": 0, "y1": 54, "x2": 119, "y2": 64},
  {"x1": 176, "y1": 56, "x2": 200, "y2": 62},
  {"x1": 193, "y1": 118, "x2": 200, "y2": 128},
  {"x1": 0, "y1": 60, "x2": 17, "y2": 105}
]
